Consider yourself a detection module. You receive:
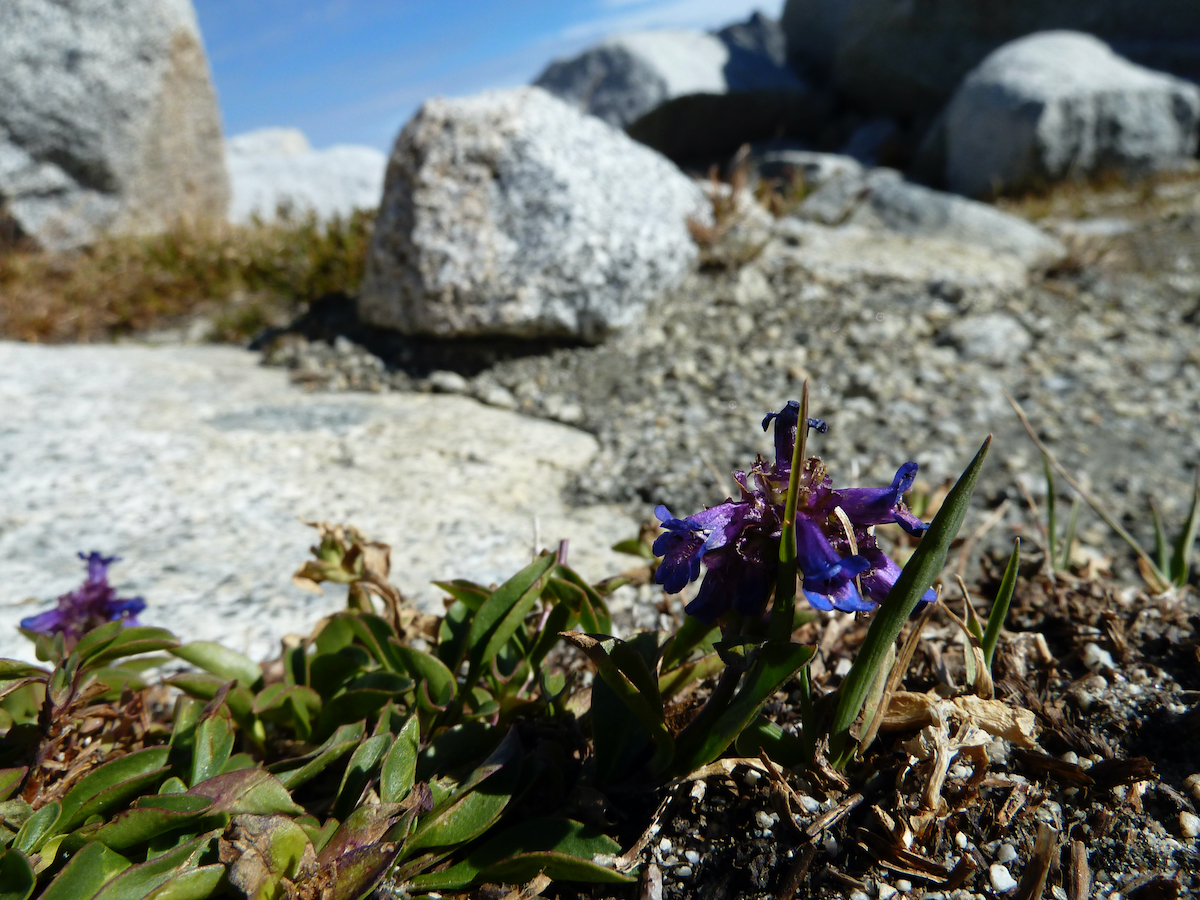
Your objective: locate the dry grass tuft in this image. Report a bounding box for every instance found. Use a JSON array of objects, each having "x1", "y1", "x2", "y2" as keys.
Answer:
[{"x1": 0, "y1": 208, "x2": 374, "y2": 344}]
